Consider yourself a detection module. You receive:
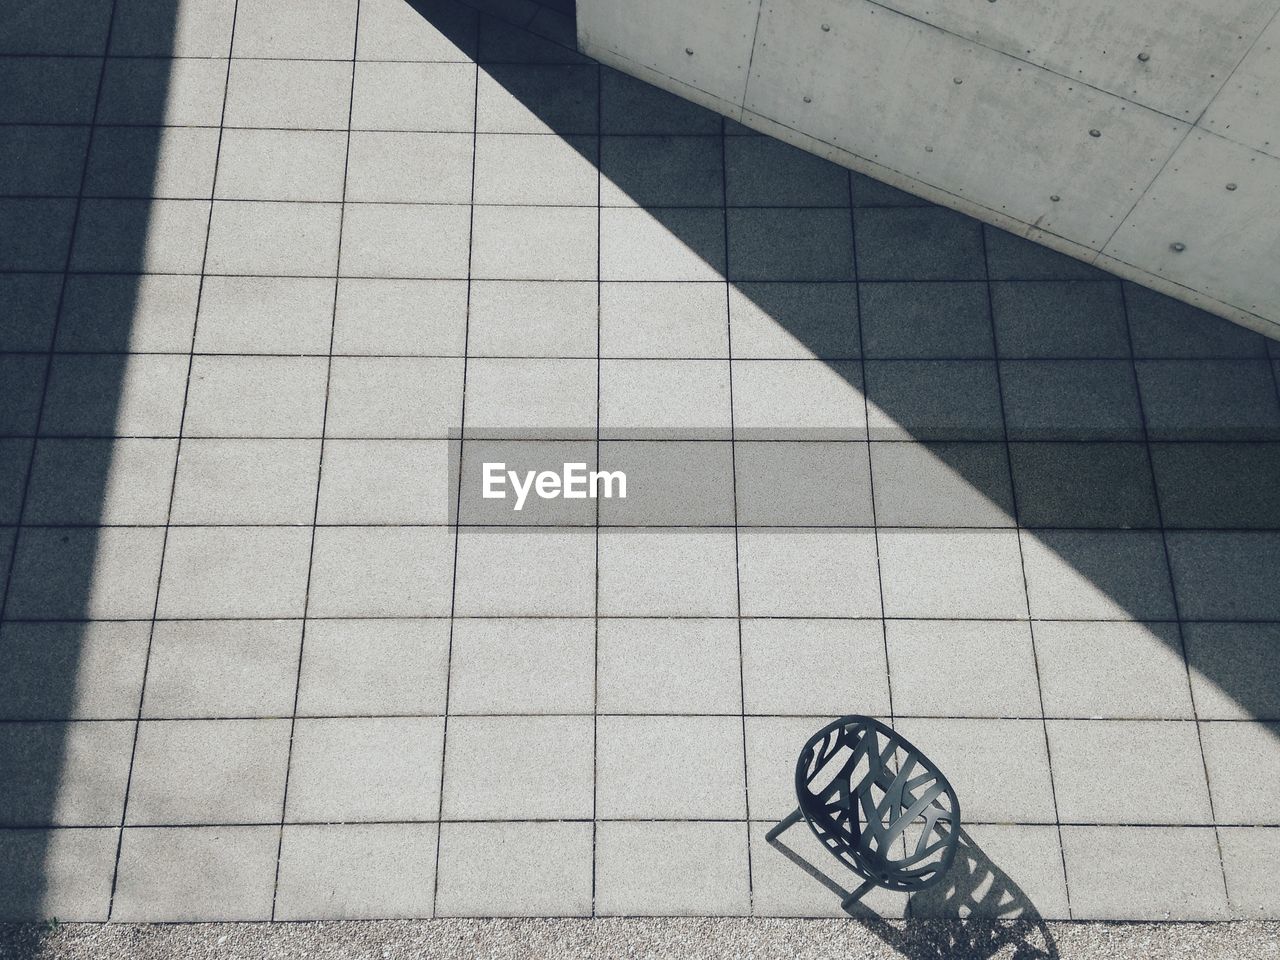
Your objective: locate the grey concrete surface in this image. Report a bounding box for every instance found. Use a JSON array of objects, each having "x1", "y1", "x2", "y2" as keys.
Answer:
[
  {"x1": 4, "y1": 919, "x2": 1280, "y2": 960},
  {"x1": 3, "y1": 0, "x2": 1280, "y2": 931},
  {"x1": 578, "y1": 0, "x2": 1280, "y2": 338}
]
